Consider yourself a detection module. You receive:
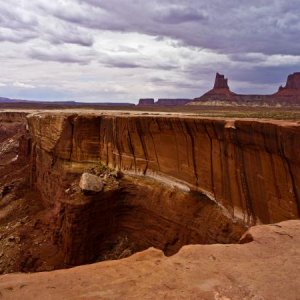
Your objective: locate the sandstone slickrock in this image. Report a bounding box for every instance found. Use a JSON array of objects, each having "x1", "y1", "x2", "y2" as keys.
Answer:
[
  {"x1": 0, "y1": 220, "x2": 299, "y2": 300},
  {"x1": 79, "y1": 173, "x2": 103, "y2": 194}
]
